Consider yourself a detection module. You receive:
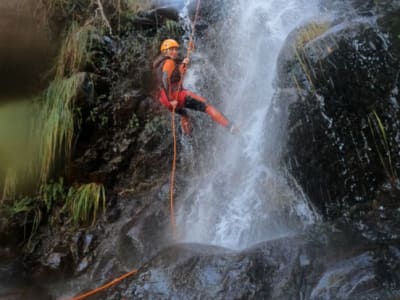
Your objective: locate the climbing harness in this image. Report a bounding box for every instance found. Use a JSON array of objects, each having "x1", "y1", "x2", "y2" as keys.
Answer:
[{"x1": 169, "y1": 0, "x2": 201, "y2": 239}]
